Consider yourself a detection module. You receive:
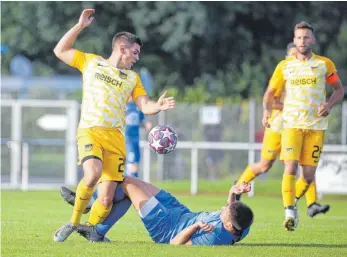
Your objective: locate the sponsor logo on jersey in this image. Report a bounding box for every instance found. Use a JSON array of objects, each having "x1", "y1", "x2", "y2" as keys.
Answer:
[
  {"x1": 95, "y1": 73, "x2": 123, "y2": 87},
  {"x1": 290, "y1": 77, "x2": 317, "y2": 86}
]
